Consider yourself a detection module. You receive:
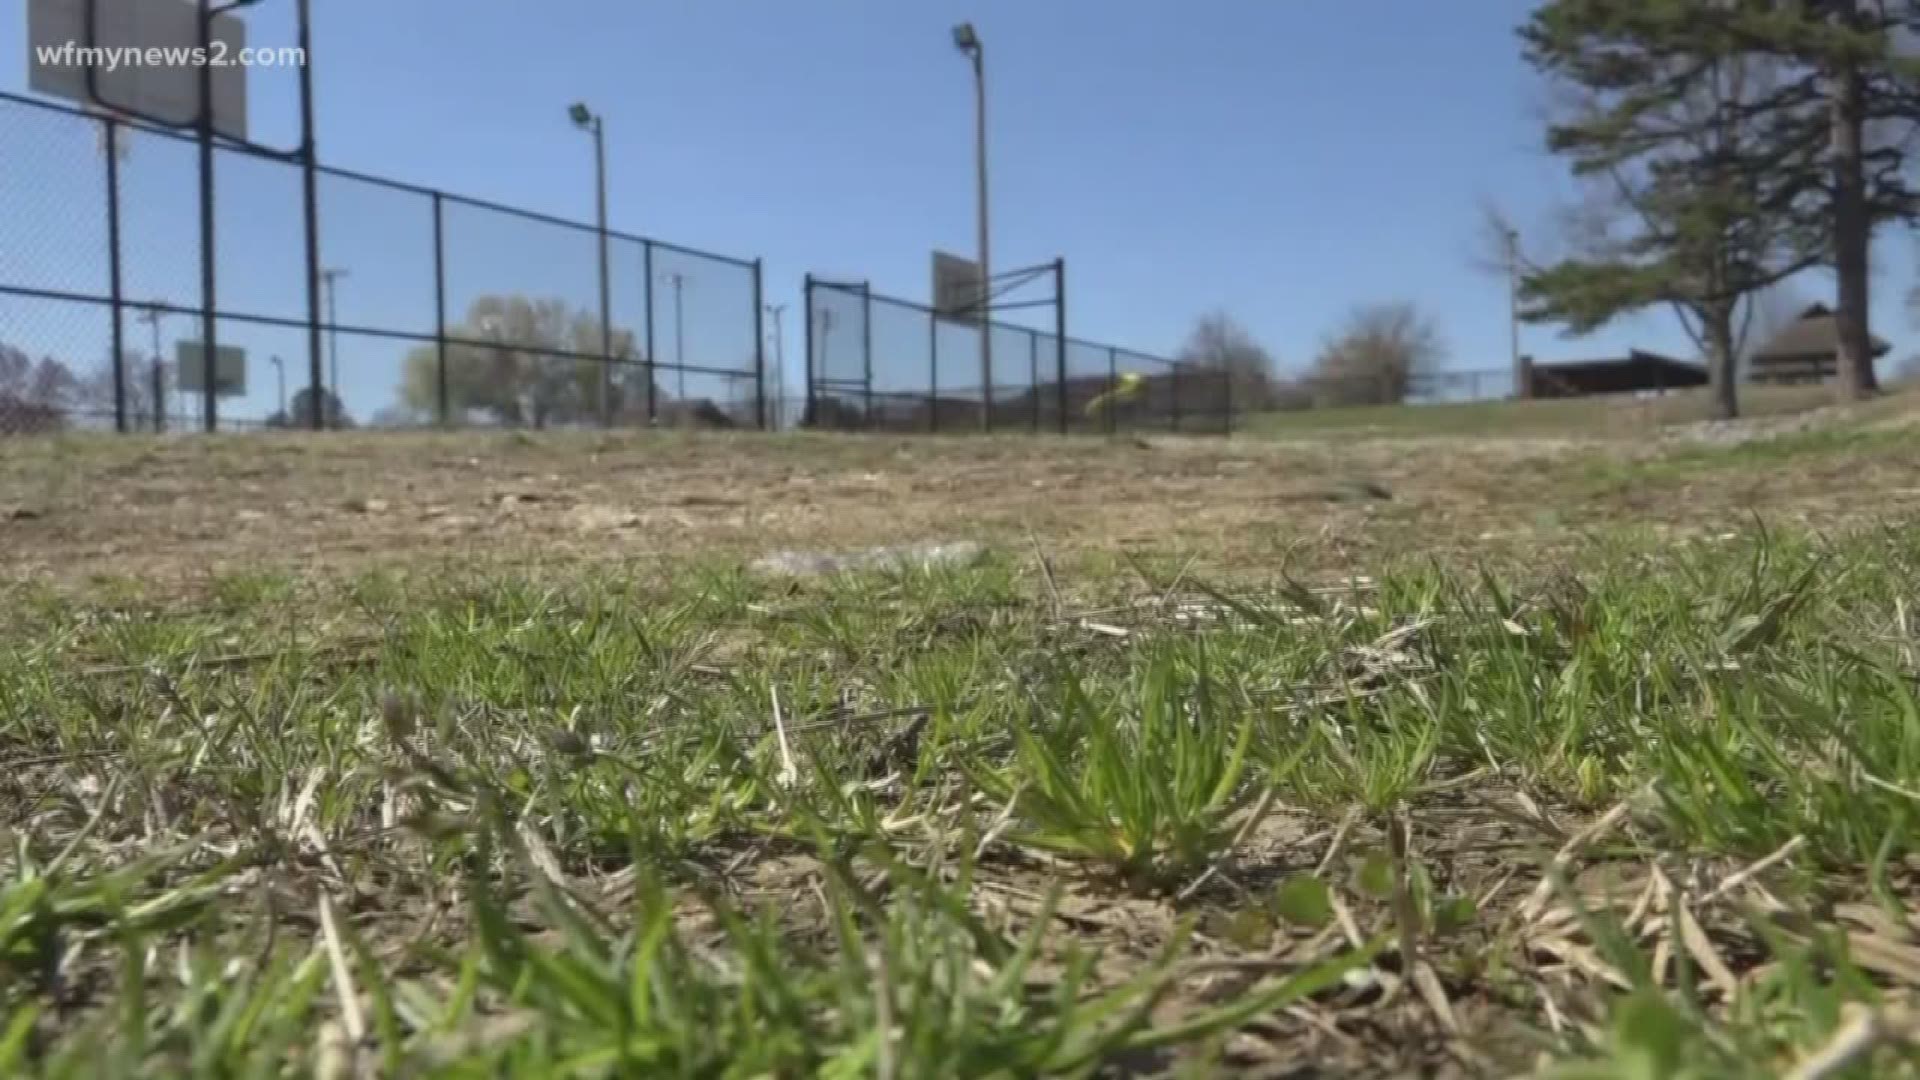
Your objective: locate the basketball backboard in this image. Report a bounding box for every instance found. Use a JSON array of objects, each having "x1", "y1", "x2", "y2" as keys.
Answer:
[
  {"x1": 174, "y1": 341, "x2": 247, "y2": 396},
  {"x1": 933, "y1": 251, "x2": 984, "y2": 324},
  {"x1": 27, "y1": 0, "x2": 249, "y2": 140}
]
